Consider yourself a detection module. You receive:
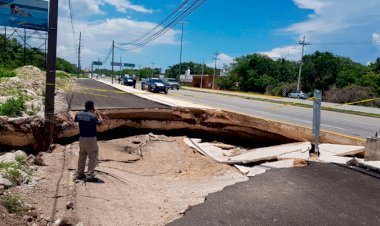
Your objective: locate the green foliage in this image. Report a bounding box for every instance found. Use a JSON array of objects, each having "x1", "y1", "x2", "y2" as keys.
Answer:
[
  {"x1": 0, "y1": 96, "x2": 26, "y2": 117},
  {"x1": 0, "y1": 34, "x2": 77, "y2": 73},
  {"x1": 0, "y1": 154, "x2": 31, "y2": 187},
  {"x1": 1, "y1": 195, "x2": 26, "y2": 214},
  {"x1": 165, "y1": 62, "x2": 217, "y2": 79},
  {"x1": 0, "y1": 68, "x2": 16, "y2": 78}
]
